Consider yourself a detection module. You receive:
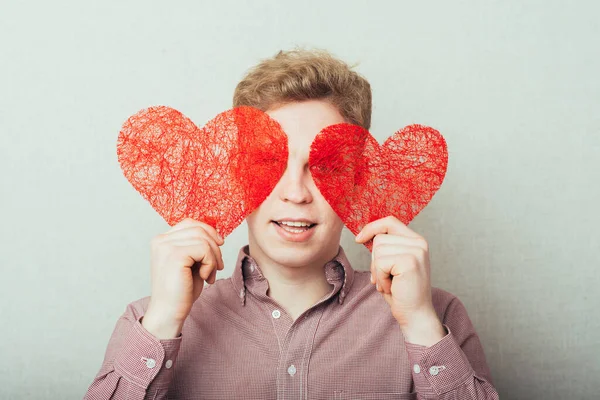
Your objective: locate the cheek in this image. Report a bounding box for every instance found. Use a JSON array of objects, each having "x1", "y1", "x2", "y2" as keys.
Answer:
[
  {"x1": 324, "y1": 208, "x2": 343, "y2": 229},
  {"x1": 318, "y1": 196, "x2": 338, "y2": 222},
  {"x1": 246, "y1": 207, "x2": 261, "y2": 228},
  {"x1": 333, "y1": 215, "x2": 344, "y2": 230}
]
